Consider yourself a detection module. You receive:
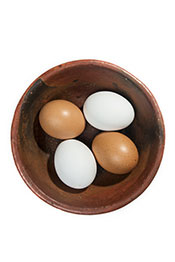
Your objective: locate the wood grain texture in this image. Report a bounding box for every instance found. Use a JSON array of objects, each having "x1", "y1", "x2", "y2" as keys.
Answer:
[{"x1": 11, "y1": 60, "x2": 165, "y2": 214}]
